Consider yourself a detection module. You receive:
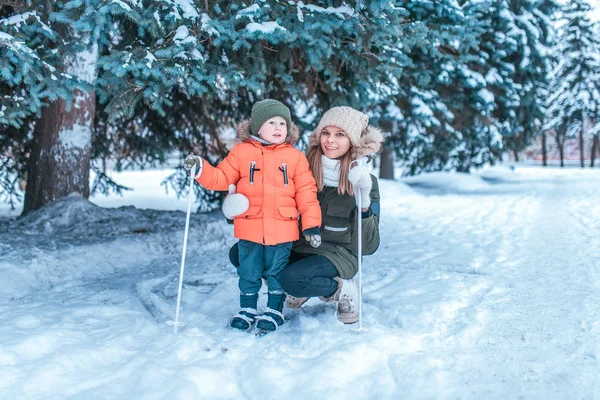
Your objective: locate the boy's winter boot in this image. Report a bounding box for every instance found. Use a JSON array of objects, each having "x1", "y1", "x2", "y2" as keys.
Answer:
[
  {"x1": 256, "y1": 292, "x2": 286, "y2": 332},
  {"x1": 230, "y1": 293, "x2": 258, "y2": 331},
  {"x1": 285, "y1": 295, "x2": 309, "y2": 309},
  {"x1": 320, "y1": 277, "x2": 359, "y2": 324}
]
